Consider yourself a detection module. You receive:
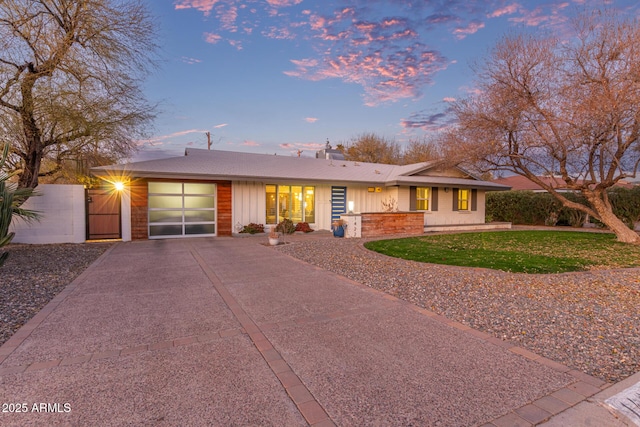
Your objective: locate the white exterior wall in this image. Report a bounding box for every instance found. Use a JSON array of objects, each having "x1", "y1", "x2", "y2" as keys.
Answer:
[
  {"x1": 315, "y1": 184, "x2": 388, "y2": 228},
  {"x1": 10, "y1": 184, "x2": 86, "y2": 244},
  {"x1": 232, "y1": 181, "x2": 267, "y2": 232},
  {"x1": 231, "y1": 182, "x2": 487, "y2": 231},
  {"x1": 232, "y1": 181, "x2": 401, "y2": 231},
  {"x1": 422, "y1": 188, "x2": 486, "y2": 226},
  {"x1": 121, "y1": 187, "x2": 132, "y2": 242}
]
